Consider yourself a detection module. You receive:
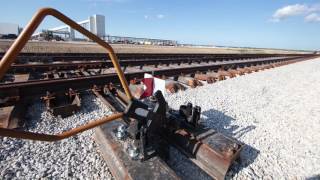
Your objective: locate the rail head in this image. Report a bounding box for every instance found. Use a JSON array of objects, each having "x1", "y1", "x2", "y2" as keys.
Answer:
[{"x1": 0, "y1": 7, "x2": 132, "y2": 141}]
